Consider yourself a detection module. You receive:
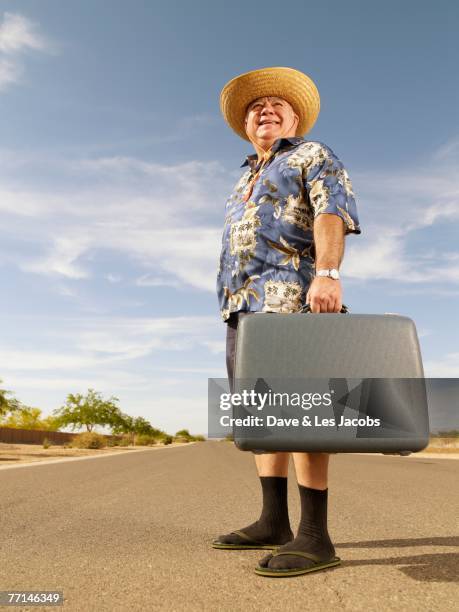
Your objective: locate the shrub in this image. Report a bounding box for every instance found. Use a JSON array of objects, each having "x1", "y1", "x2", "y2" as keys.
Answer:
[
  {"x1": 436, "y1": 430, "x2": 459, "y2": 438},
  {"x1": 161, "y1": 434, "x2": 173, "y2": 445},
  {"x1": 70, "y1": 432, "x2": 107, "y2": 449},
  {"x1": 117, "y1": 435, "x2": 132, "y2": 447},
  {"x1": 175, "y1": 429, "x2": 191, "y2": 439},
  {"x1": 42, "y1": 438, "x2": 52, "y2": 449},
  {"x1": 135, "y1": 434, "x2": 157, "y2": 446},
  {"x1": 174, "y1": 429, "x2": 205, "y2": 442}
]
